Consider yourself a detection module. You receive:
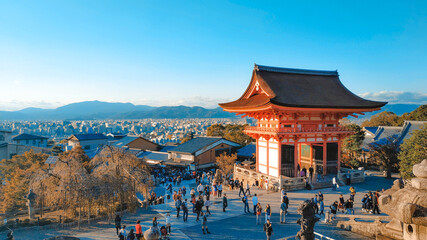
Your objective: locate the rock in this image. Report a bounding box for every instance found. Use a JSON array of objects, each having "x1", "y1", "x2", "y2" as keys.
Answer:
[{"x1": 413, "y1": 160, "x2": 427, "y2": 179}]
